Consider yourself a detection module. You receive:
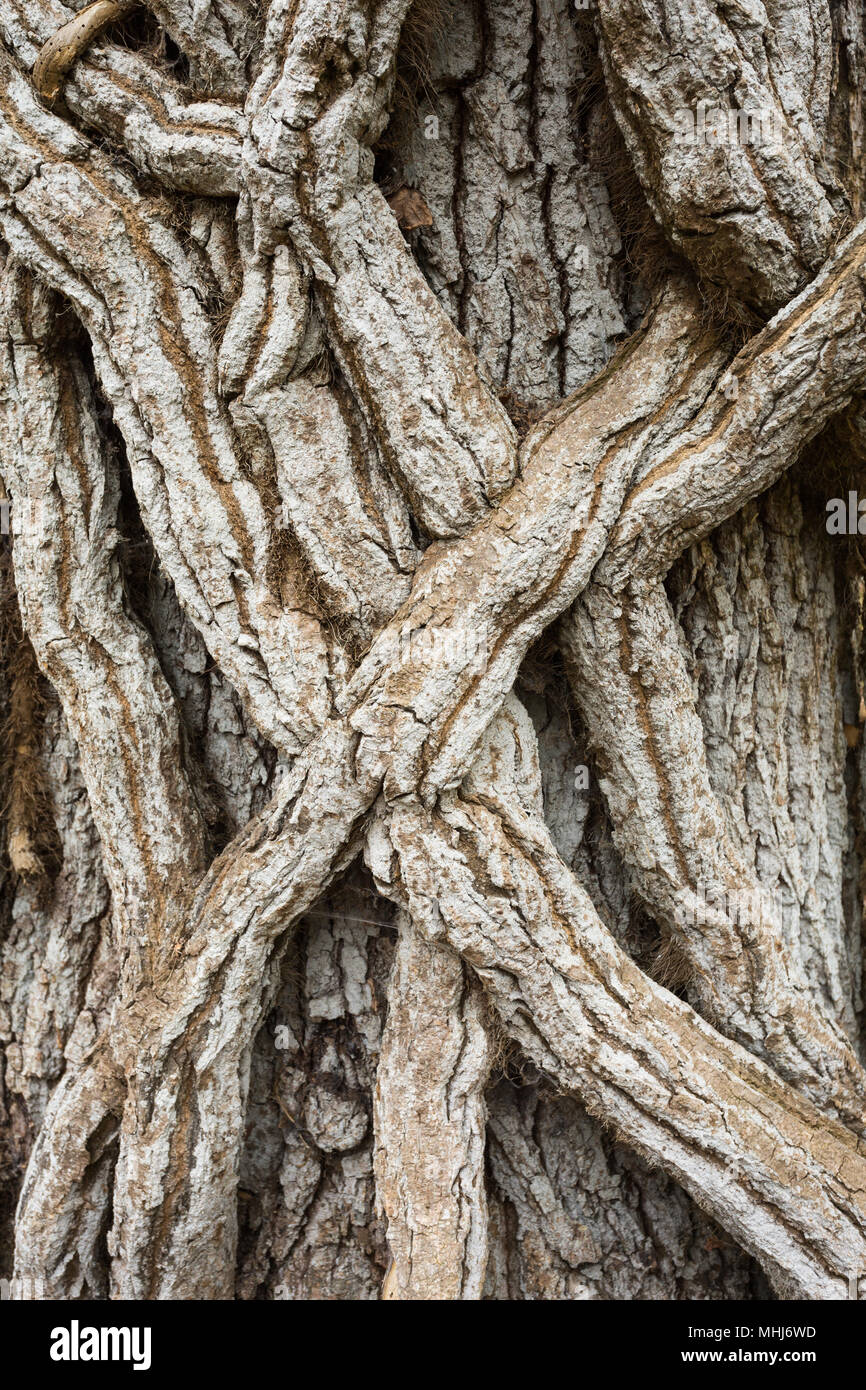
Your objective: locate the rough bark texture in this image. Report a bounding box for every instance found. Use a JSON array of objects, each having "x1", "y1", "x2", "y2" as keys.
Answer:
[{"x1": 0, "y1": 0, "x2": 865, "y2": 1302}]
